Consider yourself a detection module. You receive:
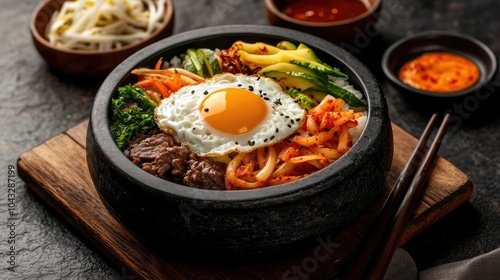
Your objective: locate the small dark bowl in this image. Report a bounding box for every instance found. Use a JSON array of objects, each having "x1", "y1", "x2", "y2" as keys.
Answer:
[
  {"x1": 264, "y1": 0, "x2": 382, "y2": 45},
  {"x1": 30, "y1": 0, "x2": 174, "y2": 78},
  {"x1": 86, "y1": 25, "x2": 393, "y2": 259},
  {"x1": 382, "y1": 31, "x2": 497, "y2": 102}
]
